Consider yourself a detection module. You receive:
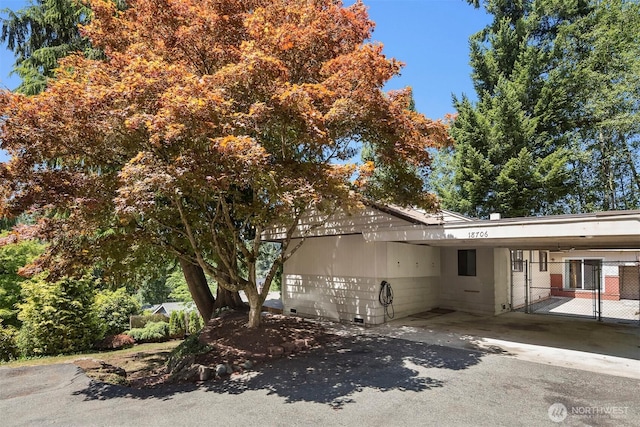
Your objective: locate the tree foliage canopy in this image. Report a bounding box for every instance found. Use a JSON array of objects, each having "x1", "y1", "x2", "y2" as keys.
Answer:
[
  {"x1": 0, "y1": 0, "x2": 450, "y2": 326},
  {"x1": 432, "y1": 0, "x2": 640, "y2": 217},
  {"x1": 0, "y1": 0, "x2": 111, "y2": 94},
  {"x1": 0, "y1": 233, "x2": 45, "y2": 327}
]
